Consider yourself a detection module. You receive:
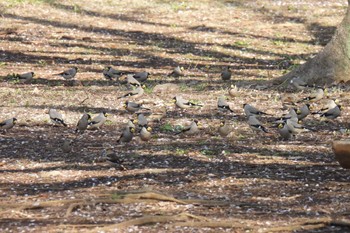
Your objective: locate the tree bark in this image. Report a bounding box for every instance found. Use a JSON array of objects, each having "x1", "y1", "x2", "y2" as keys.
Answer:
[{"x1": 275, "y1": 1, "x2": 350, "y2": 86}]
